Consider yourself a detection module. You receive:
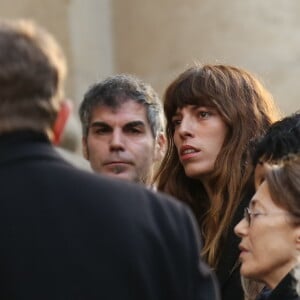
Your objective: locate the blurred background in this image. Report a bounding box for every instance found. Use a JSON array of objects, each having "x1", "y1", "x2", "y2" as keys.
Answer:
[{"x1": 1, "y1": 0, "x2": 299, "y2": 153}]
